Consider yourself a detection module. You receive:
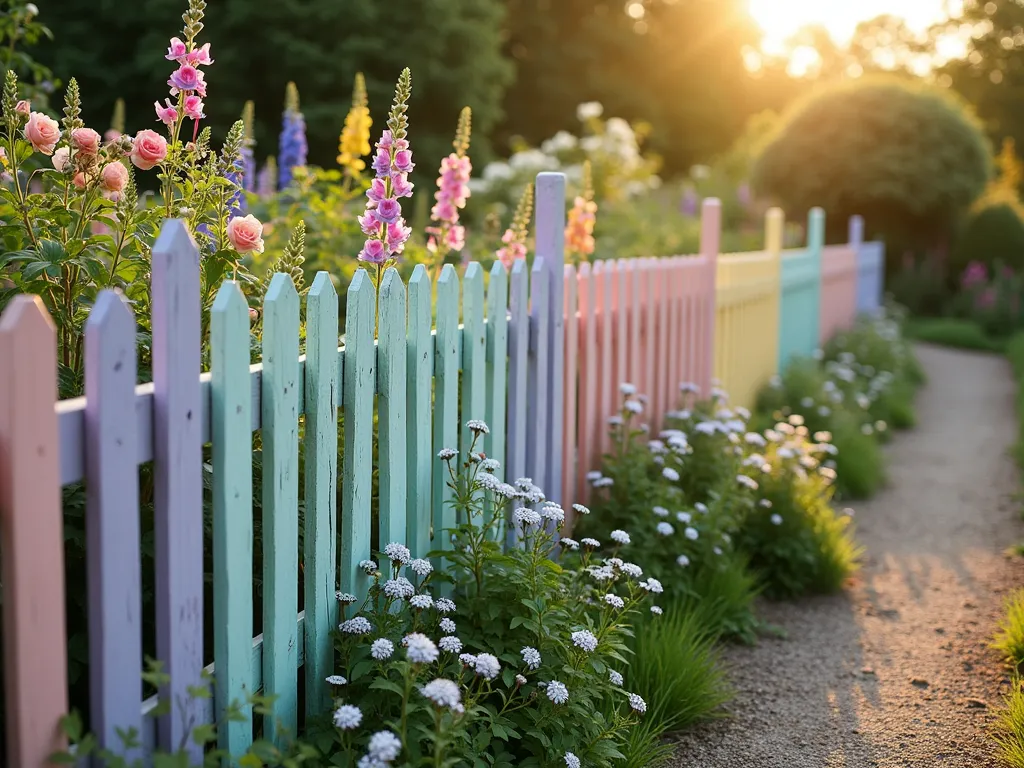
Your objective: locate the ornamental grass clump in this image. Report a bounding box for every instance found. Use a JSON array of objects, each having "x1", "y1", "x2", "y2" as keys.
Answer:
[{"x1": 995, "y1": 588, "x2": 1024, "y2": 673}]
